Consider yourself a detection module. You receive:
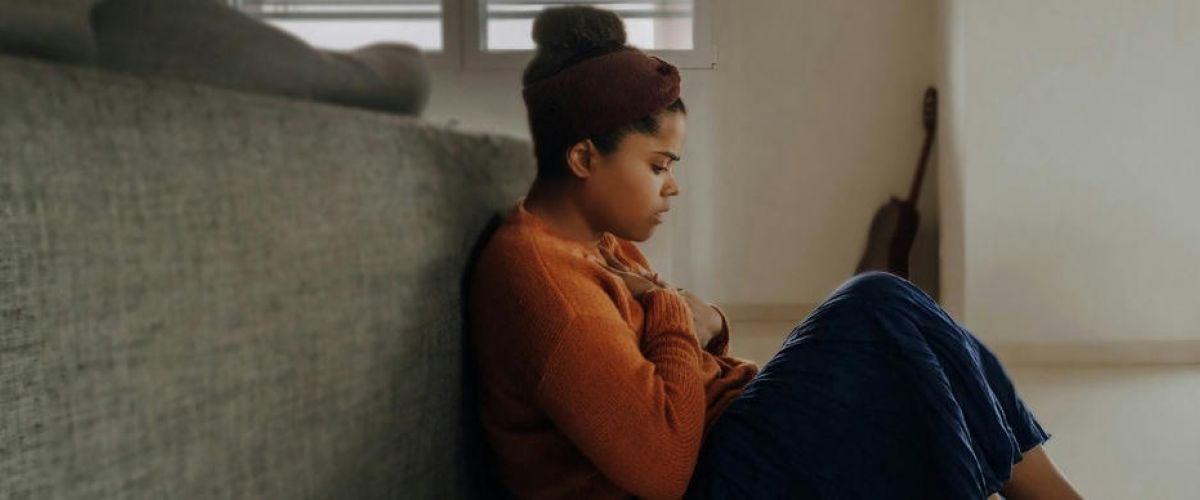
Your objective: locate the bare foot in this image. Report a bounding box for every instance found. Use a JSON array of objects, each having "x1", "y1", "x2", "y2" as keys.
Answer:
[{"x1": 1000, "y1": 445, "x2": 1083, "y2": 499}]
